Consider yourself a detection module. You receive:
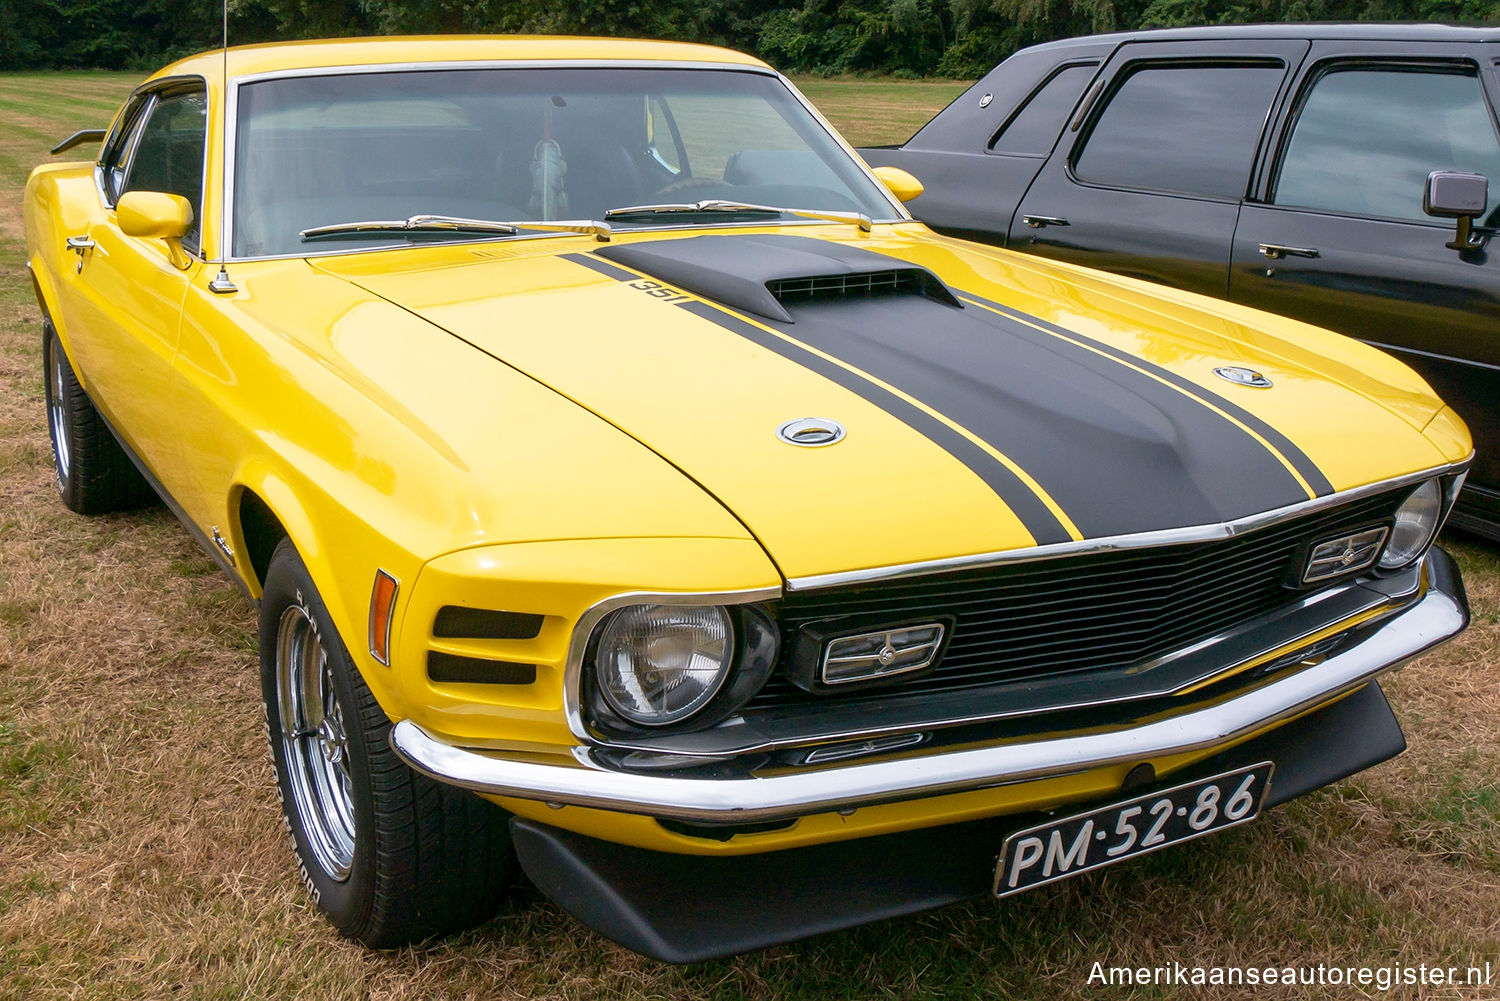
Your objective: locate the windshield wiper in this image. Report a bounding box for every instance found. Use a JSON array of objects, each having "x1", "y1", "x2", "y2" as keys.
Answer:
[
  {"x1": 603, "y1": 200, "x2": 872, "y2": 233},
  {"x1": 300, "y1": 214, "x2": 612, "y2": 242}
]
